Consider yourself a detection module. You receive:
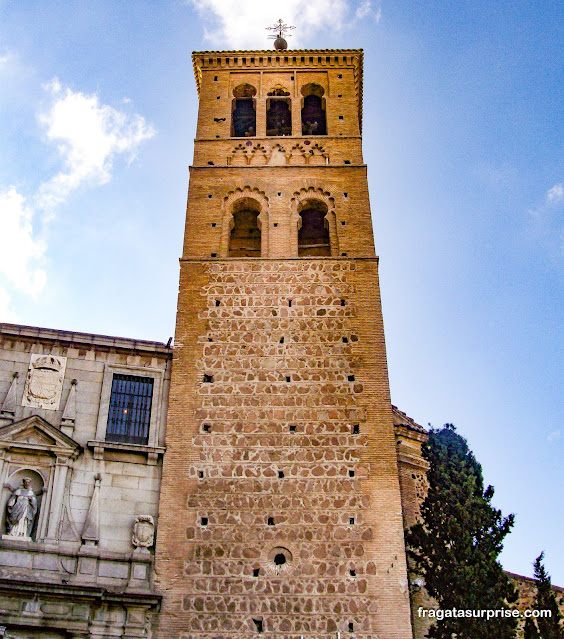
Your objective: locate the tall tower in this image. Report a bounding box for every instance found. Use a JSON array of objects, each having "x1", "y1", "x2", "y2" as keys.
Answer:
[{"x1": 155, "y1": 46, "x2": 414, "y2": 639}]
